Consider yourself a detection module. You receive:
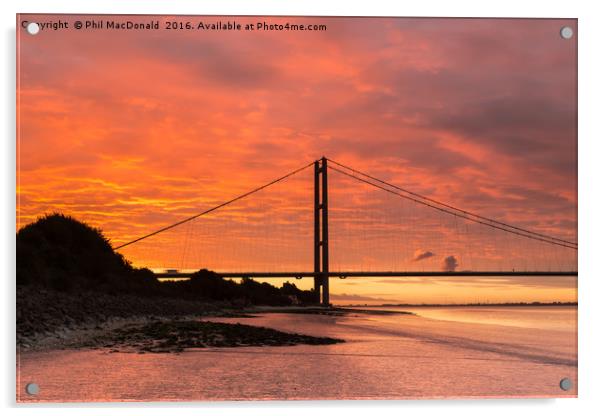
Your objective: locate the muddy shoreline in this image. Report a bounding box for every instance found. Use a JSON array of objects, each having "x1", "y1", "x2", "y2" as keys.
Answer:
[
  {"x1": 17, "y1": 287, "x2": 413, "y2": 353},
  {"x1": 18, "y1": 313, "x2": 347, "y2": 354},
  {"x1": 81, "y1": 319, "x2": 344, "y2": 353},
  {"x1": 17, "y1": 286, "x2": 240, "y2": 348}
]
